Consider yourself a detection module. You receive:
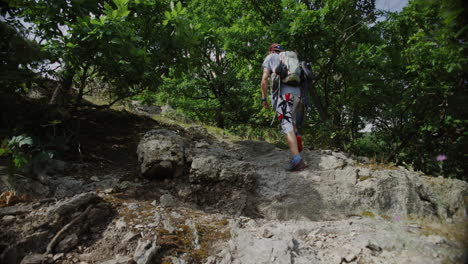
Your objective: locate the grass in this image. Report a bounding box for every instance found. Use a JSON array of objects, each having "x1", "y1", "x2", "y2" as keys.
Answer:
[{"x1": 85, "y1": 95, "x2": 284, "y2": 145}]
